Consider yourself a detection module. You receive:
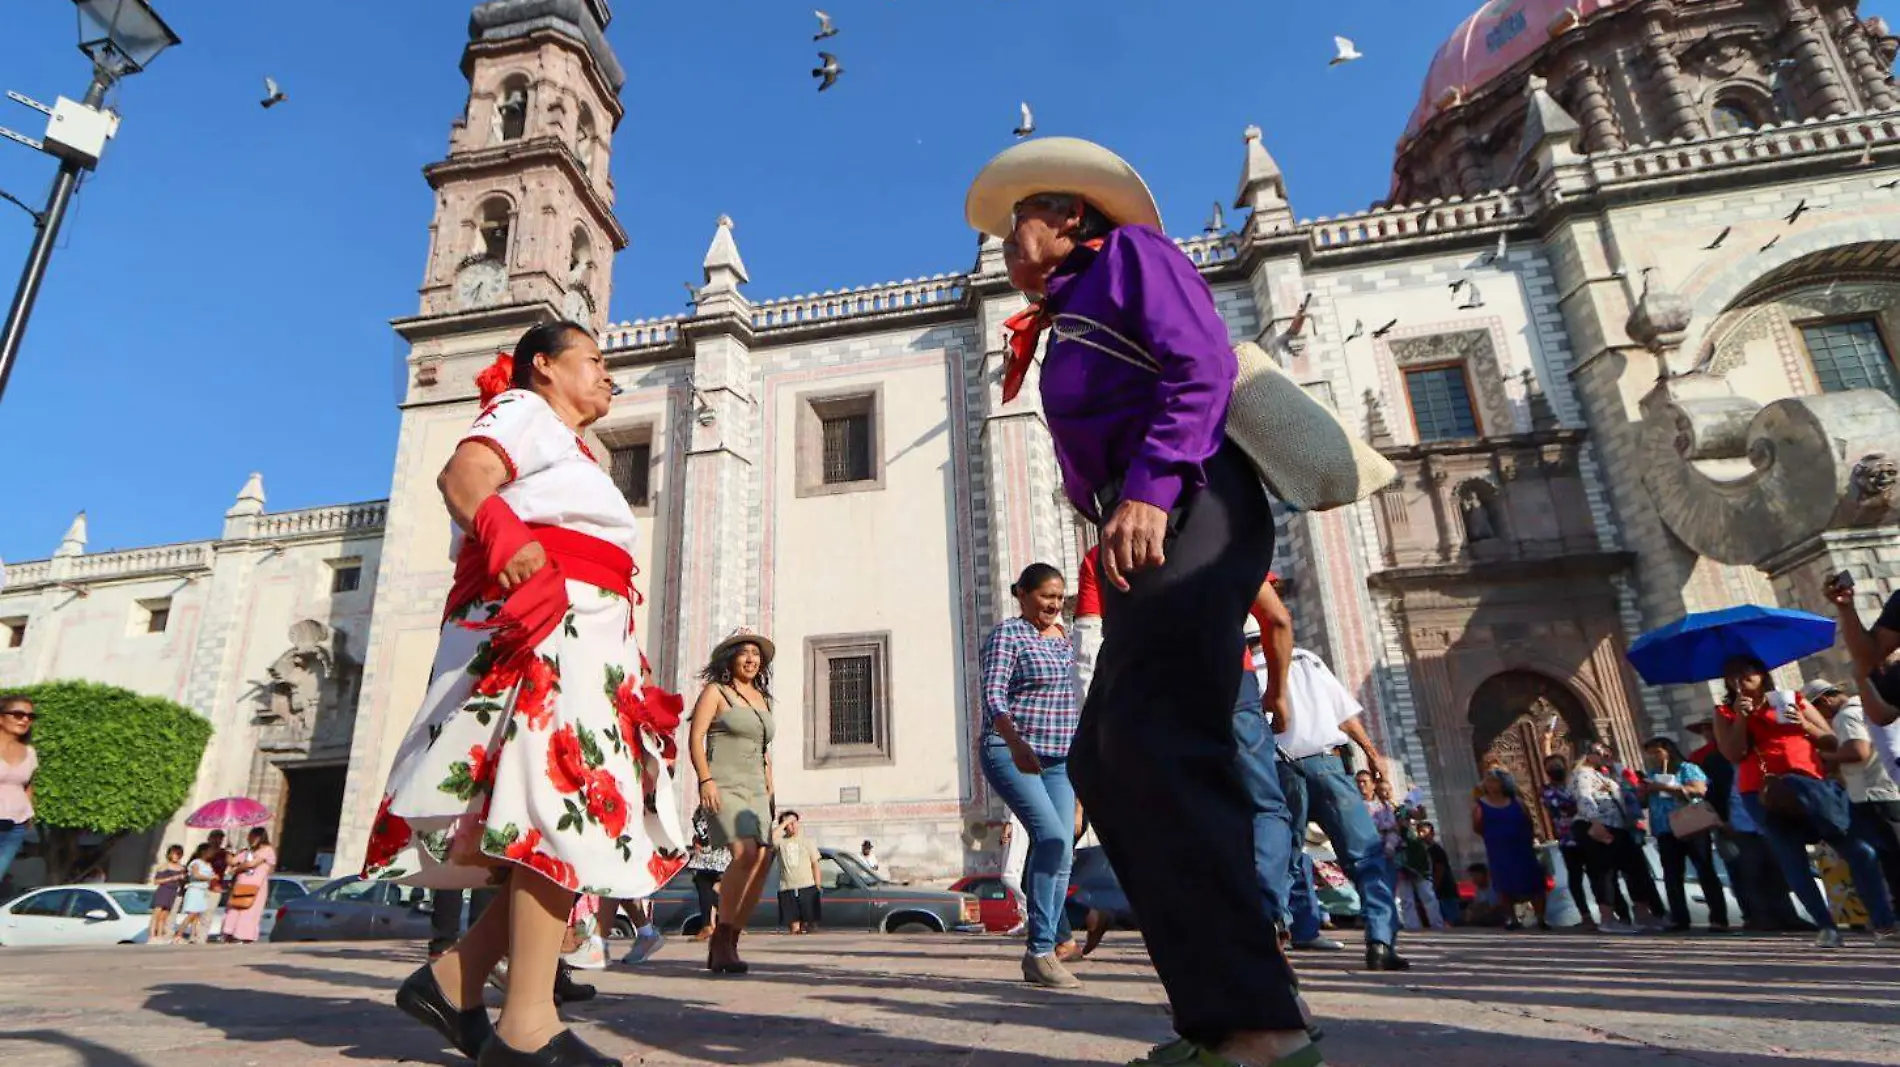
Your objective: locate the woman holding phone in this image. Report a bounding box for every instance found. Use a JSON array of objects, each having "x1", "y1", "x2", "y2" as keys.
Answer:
[{"x1": 1712, "y1": 655, "x2": 1897, "y2": 946}]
